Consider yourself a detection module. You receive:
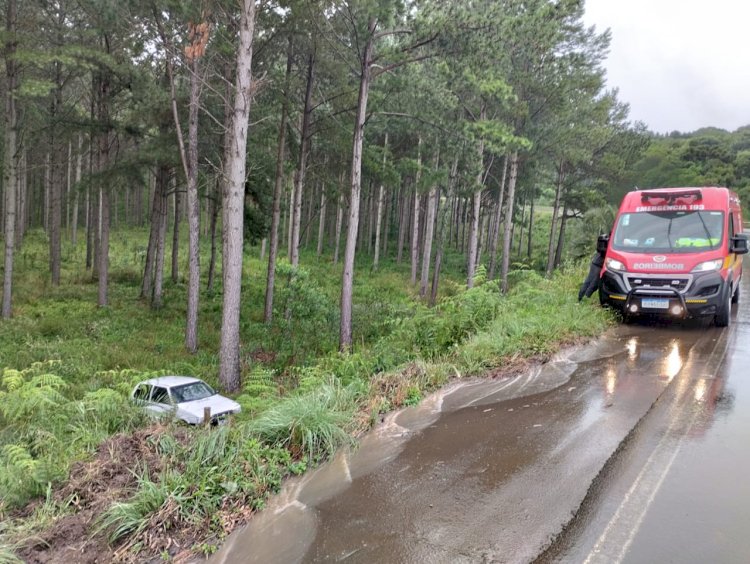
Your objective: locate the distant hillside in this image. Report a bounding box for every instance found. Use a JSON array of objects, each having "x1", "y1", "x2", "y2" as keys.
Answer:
[{"x1": 611, "y1": 125, "x2": 750, "y2": 210}]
